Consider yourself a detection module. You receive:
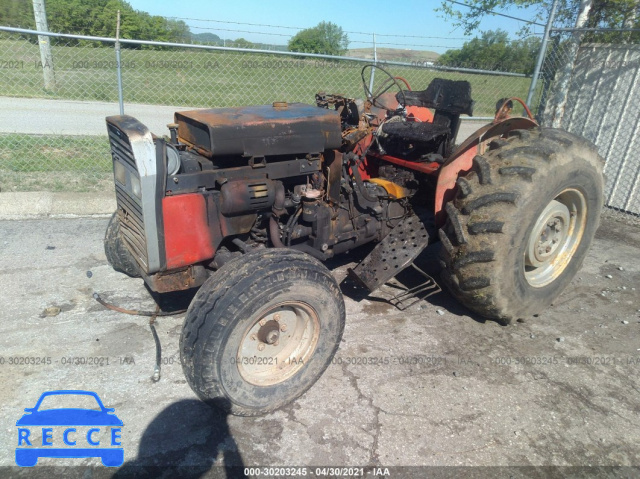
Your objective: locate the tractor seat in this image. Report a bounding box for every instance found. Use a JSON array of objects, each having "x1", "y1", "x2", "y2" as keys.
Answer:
[
  {"x1": 381, "y1": 121, "x2": 450, "y2": 144},
  {"x1": 397, "y1": 78, "x2": 474, "y2": 116},
  {"x1": 383, "y1": 78, "x2": 474, "y2": 157}
]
